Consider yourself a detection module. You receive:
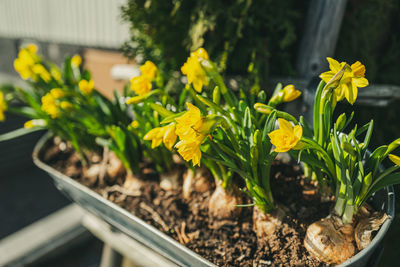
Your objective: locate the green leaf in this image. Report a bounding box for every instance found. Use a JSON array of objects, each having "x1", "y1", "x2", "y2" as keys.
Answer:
[
  {"x1": 7, "y1": 106, "x2": 38, "y2": 118},
  {"x1": 365, "y1": 172, "x2": 400, "y2": 201},
  {"x1": 148, "y1": 103, "x2": 175, "y2": 118},
  {"x1": 300, "y1": 116, "x2": 313, "y2": 138},
  {"x1": 0, "y1": 127, "x2": 44, "y2": 142},
  {"x1": 343, "y1": 111, "x2": 355, "y2": 131},
  {"x1": 313, "y1": 81, "x2": 325, "y2": 138},
  {"x1": 365, "y1": 145, "x2": 388, "y2": 174}
]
